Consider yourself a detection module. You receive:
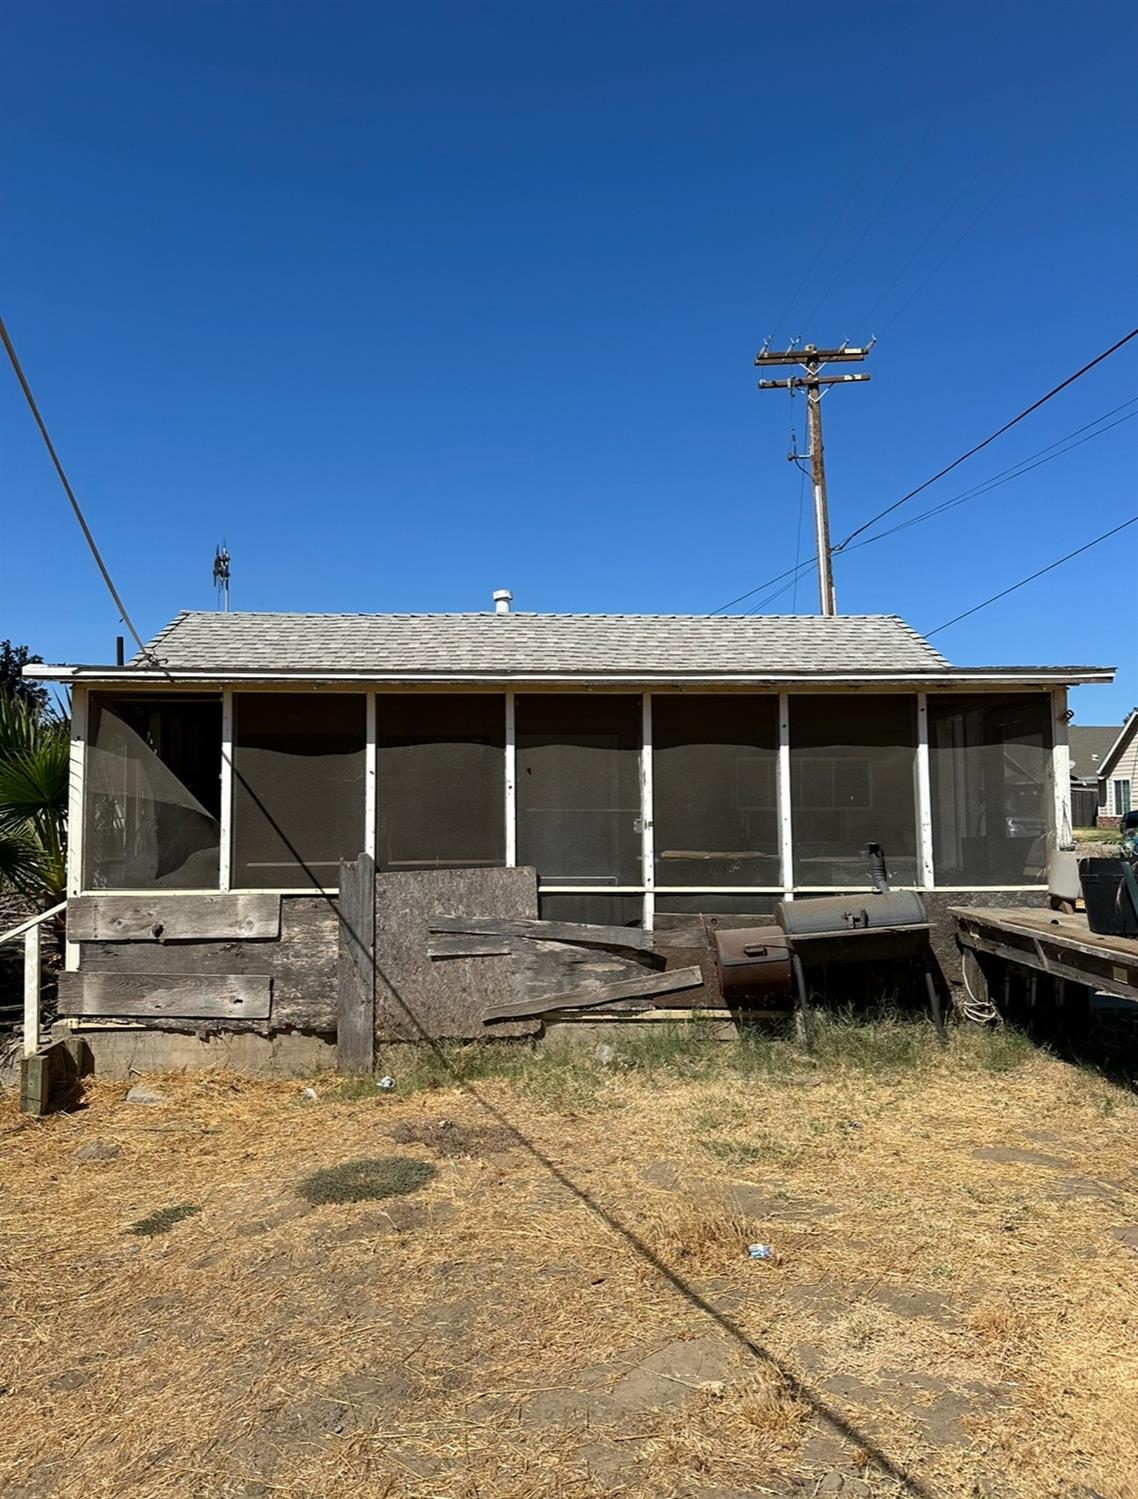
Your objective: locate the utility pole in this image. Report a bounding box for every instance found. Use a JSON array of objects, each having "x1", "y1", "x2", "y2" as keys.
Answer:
[{"x1": 754, "y1": 342, "x2": 872, "y2": 616}]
